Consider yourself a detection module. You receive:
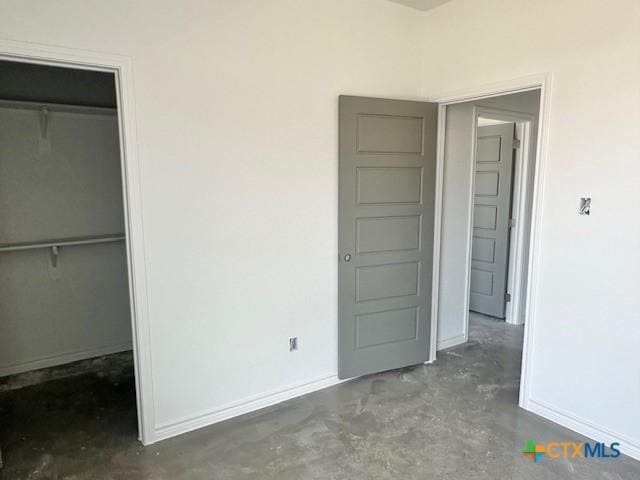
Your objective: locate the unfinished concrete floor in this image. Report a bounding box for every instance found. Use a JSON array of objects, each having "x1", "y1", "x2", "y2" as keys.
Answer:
[{"x1": 1, "y1": 314, "x2": 639, "y2": 479}]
